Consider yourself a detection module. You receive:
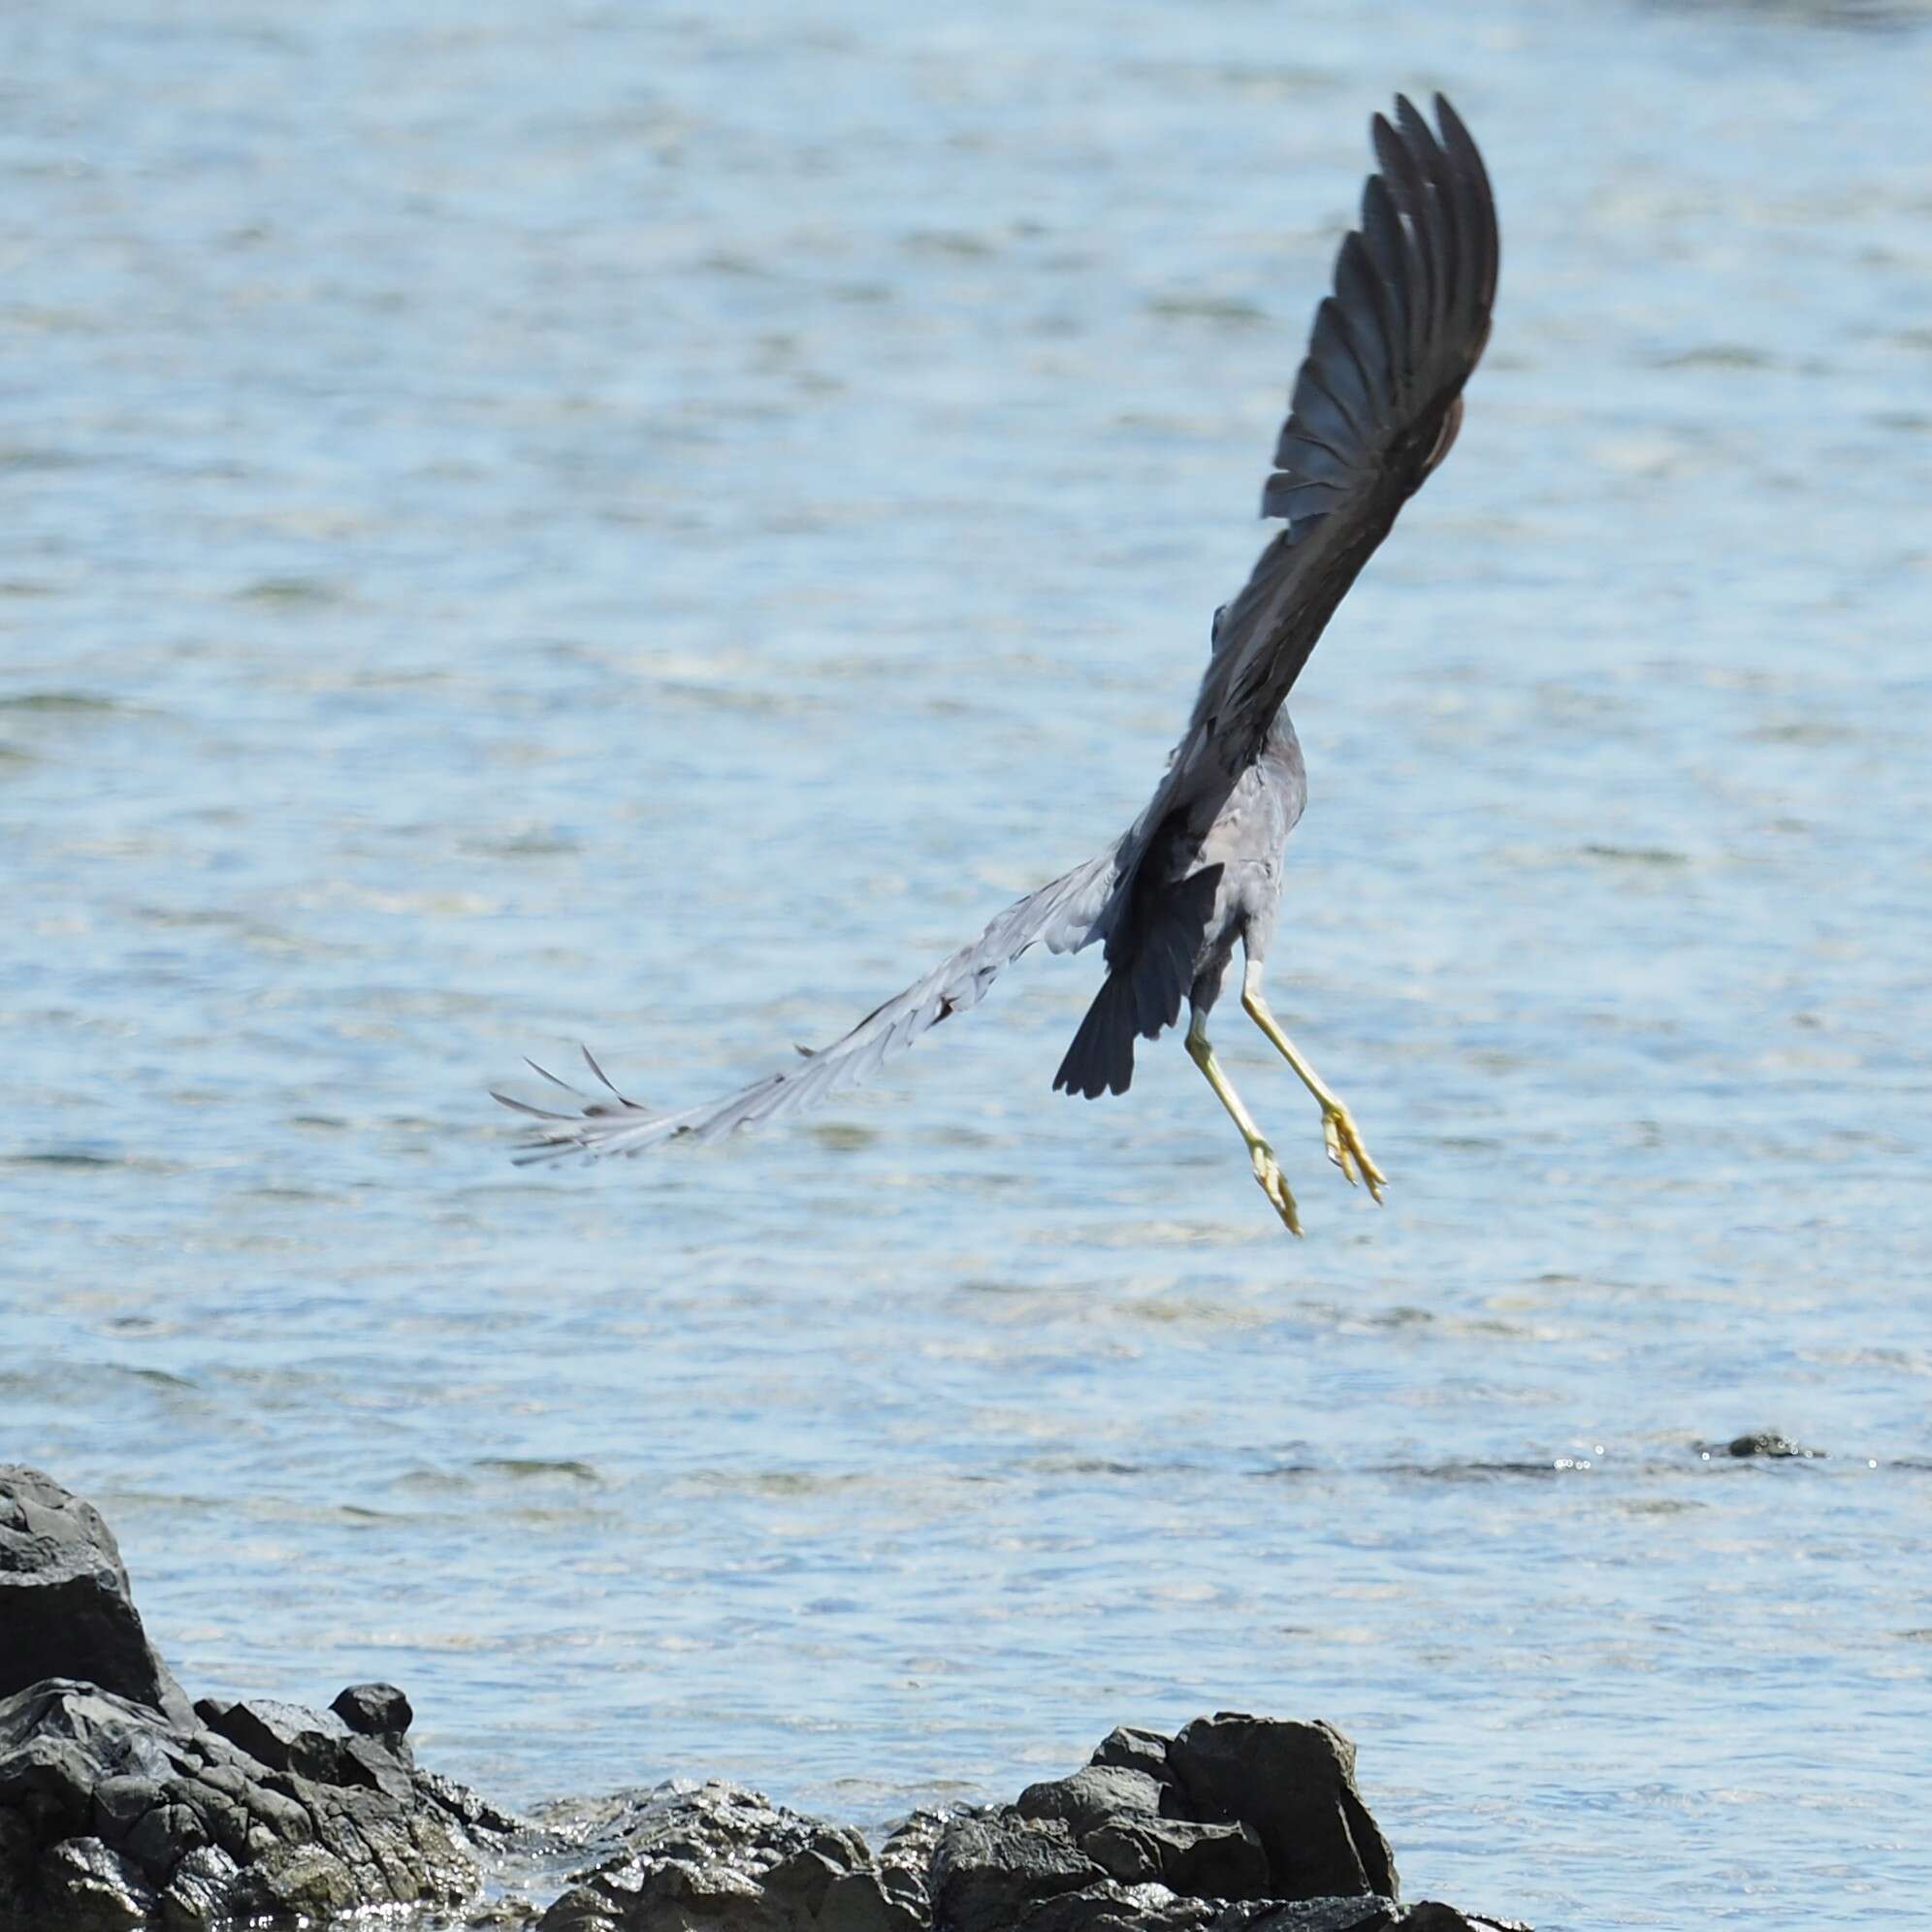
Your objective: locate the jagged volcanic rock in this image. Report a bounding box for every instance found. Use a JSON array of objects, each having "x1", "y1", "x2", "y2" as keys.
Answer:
[{"x1": 0, "y1": 1466, "x2": 1526, "y2": 1932}]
